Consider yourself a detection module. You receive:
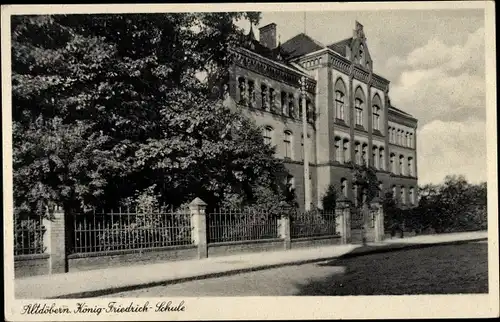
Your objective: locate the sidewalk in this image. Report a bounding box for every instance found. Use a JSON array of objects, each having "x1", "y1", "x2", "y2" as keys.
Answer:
[{"x1": 15, "y1": 230, "x2": 487, "y2": 299}]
